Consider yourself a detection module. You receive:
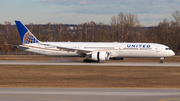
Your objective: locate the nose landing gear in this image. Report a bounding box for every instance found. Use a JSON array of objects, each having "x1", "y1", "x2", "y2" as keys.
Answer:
[{"x1": 160, "y1": 57, "x2": 165, "y2": 63}]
